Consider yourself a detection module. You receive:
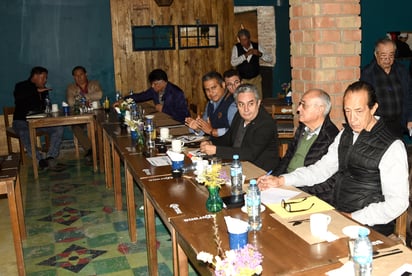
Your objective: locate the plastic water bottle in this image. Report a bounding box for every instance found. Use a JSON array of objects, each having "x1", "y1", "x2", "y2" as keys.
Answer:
[
  {"x1": 115, "y1": 91, "x2": 122, "y2": 101},
  {"x1": 44, "y1": 95, "x2": 51, "y2": 113},
  {"x1": 246, "y1": 179, "x2": 262, "y2": 231},
  {"x1": 353, "y1": 227, "x2": 372, "y2": 276},
  {"x1": 230, "y1": 154, "x2": 243, "y2": 196}
]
